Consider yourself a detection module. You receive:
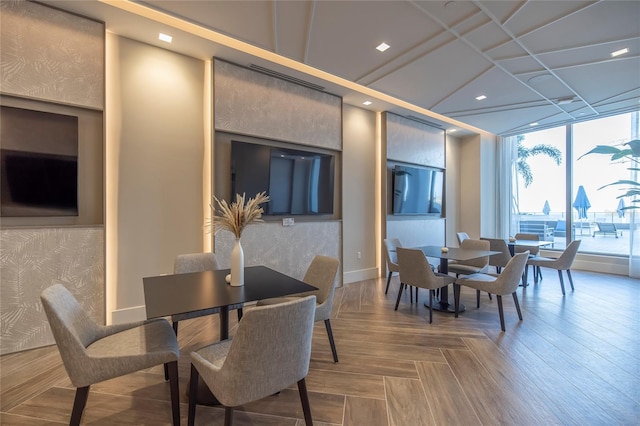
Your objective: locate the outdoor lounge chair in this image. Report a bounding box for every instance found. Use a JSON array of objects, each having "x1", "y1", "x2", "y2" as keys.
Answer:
[{"x1": 592, "y1": 222, "x2": 621, "y2": 238}]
